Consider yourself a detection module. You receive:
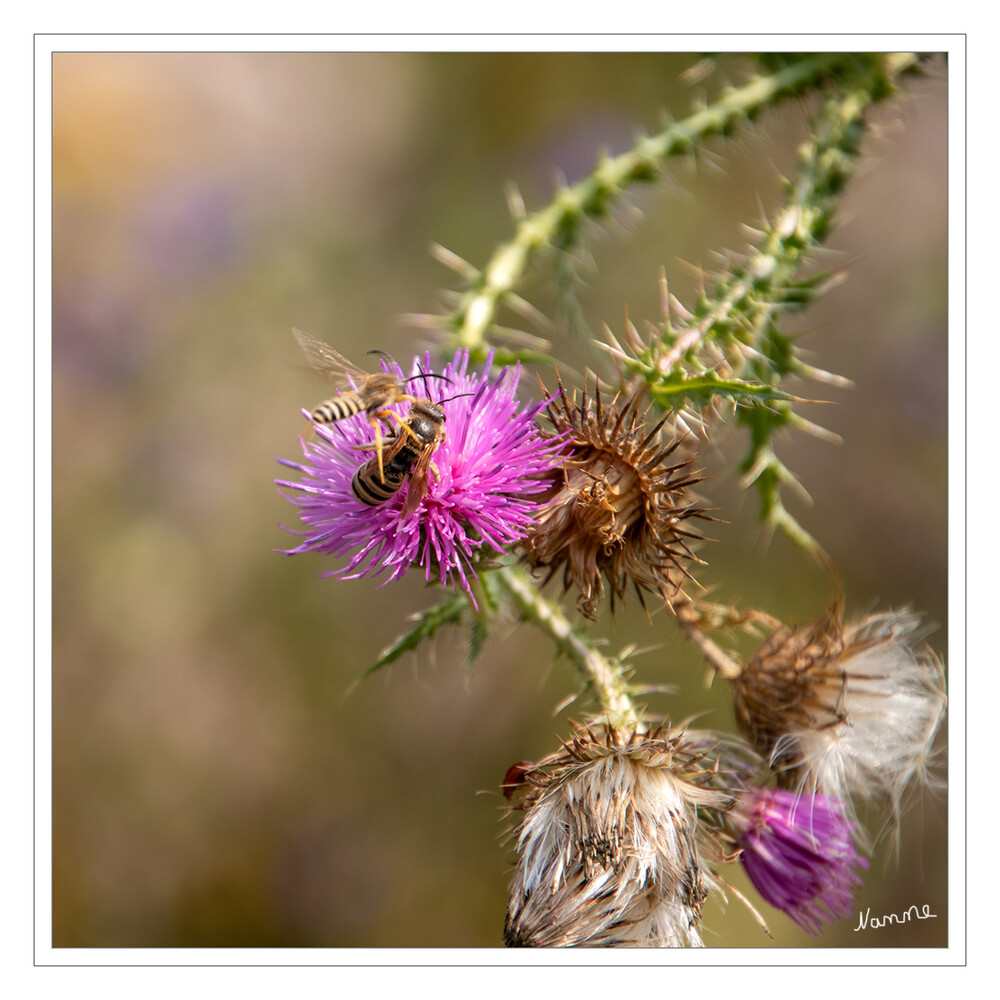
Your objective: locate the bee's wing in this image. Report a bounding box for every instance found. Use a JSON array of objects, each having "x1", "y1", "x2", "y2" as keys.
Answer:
[
  {"x1": 402, "y1": 444, "x2": 436, "y2": 516},
  {"x1": 378, "y1": 426, "x2": 411, "y2": 466},
  {"x1": 292, "y1": 328, "x2": 369, "y2": 385}
]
